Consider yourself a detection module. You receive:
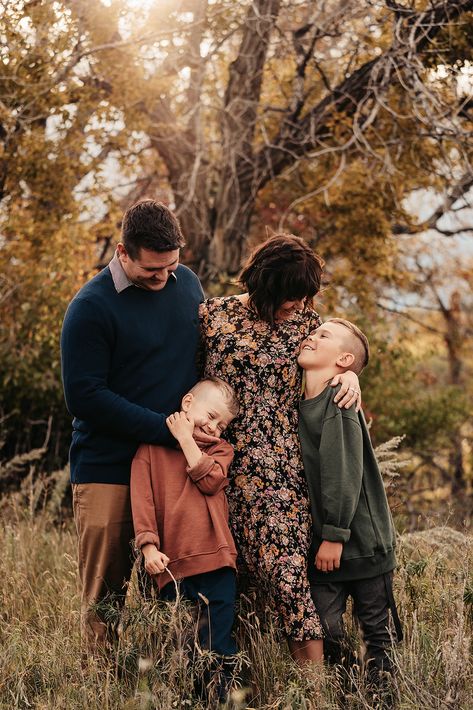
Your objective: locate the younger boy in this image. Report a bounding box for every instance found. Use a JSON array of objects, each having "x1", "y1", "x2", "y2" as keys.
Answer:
[
  {"x1": 130, "y1": 376, "x2": 239, "y2": 698},
  {"x1": 297, "y1": 319, "x2": 402, "y2": 684}
]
